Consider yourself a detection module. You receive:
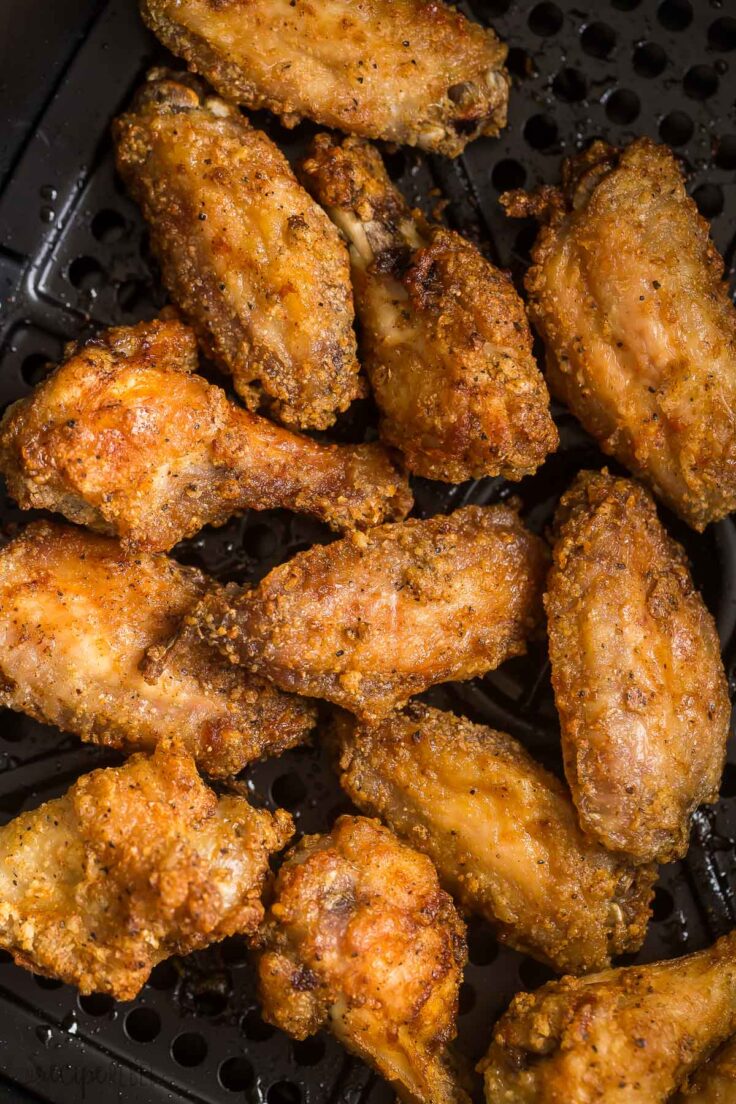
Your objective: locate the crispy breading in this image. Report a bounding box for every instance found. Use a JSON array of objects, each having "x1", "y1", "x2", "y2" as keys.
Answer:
[
  {"x1": 198, "y1": 505, "x2": 548, "y2": 721},
  {"x1": 503, "y1": 138, "x2": 736, "y2": 530},
  {"x1": 335, "y1": 703, "x2": 655, "y2": 975},
  {"x1": 139, "y1": 0, "x2": 508, "y2": 157},
  {"x1": 545, "y1": 471, "x2": 729, "y2": 864},
  {"x1": 0, "y1": 743, "x2": 293, "y2": 999},
  {"x1": 479, "y1": 930, "x2": 736, "y2": 1104},
  {"x1": 257, "y1": 816, "x2": 469, "y2": 1104},
  {"x1": 113, "y1": 71, "x2": 361, "y2": 430},
  {"x1": 299, "y1": 135, "x2": 557, "y2": 482},
  {"x1": 0, "y1": 520, "x2": 314, "y2": 776},
  {"x1": 674, "y1": 1036, "x2": 736, "y2": 1103},
  {"x1": 0, "y1": 318, "x2": 411, "y2": 552}
]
